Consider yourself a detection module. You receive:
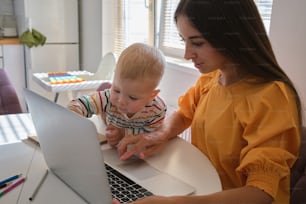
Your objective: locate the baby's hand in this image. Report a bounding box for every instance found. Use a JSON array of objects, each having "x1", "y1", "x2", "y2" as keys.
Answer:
[{"x1": 105, "y1": 125, "x2": 124, "y2": 147}]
